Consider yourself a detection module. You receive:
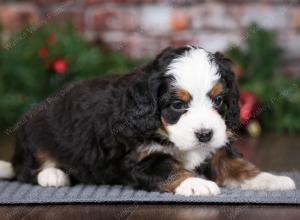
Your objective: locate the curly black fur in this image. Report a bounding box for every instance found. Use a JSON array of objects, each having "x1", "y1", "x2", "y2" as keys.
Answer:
[{"x1": 12, "y1": 46, "x2": 240, "y2": 192}]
